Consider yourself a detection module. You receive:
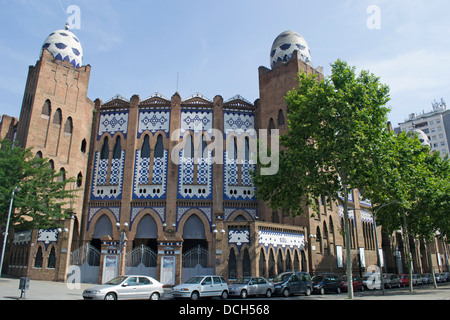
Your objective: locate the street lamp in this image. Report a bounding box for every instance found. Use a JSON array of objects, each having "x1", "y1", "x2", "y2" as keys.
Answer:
[{"x1": 0, "y1": 187, "x2": 19, "y2": 278}]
